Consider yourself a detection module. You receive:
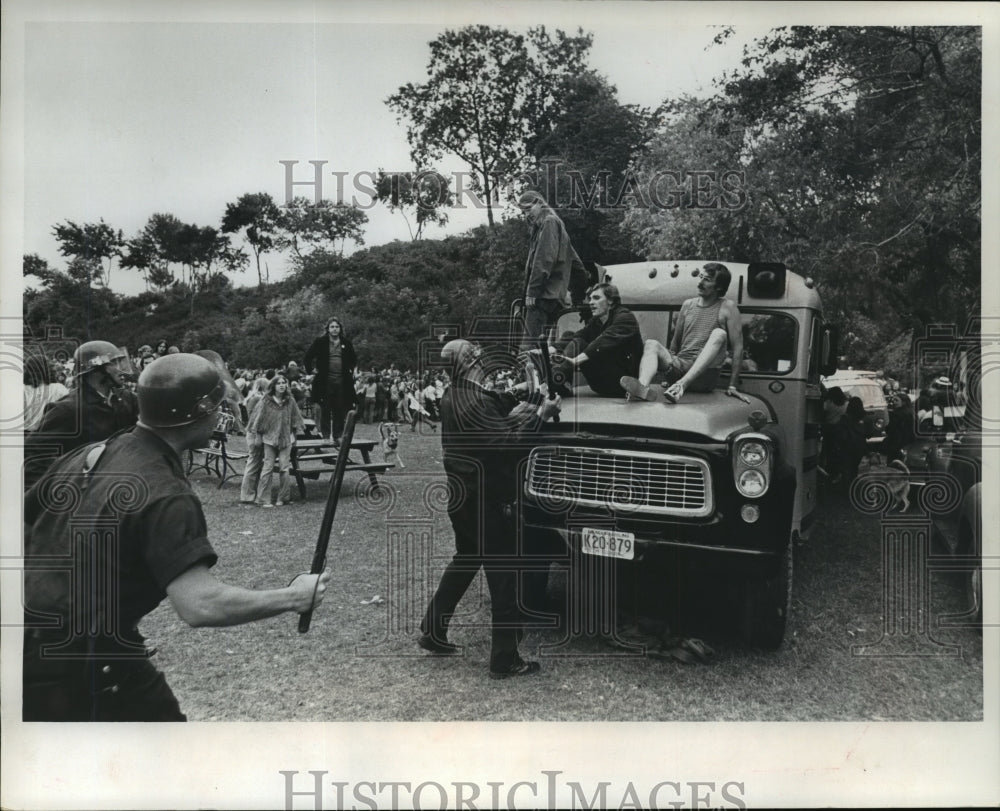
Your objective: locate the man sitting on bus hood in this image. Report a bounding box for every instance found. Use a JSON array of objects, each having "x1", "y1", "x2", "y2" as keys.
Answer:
[
  {"x1": 621, "y1": 263, "x2": 745, "y2": 403},
  {"x1": 549, "y1": 282, "x2": 643, "y2": 397}
]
